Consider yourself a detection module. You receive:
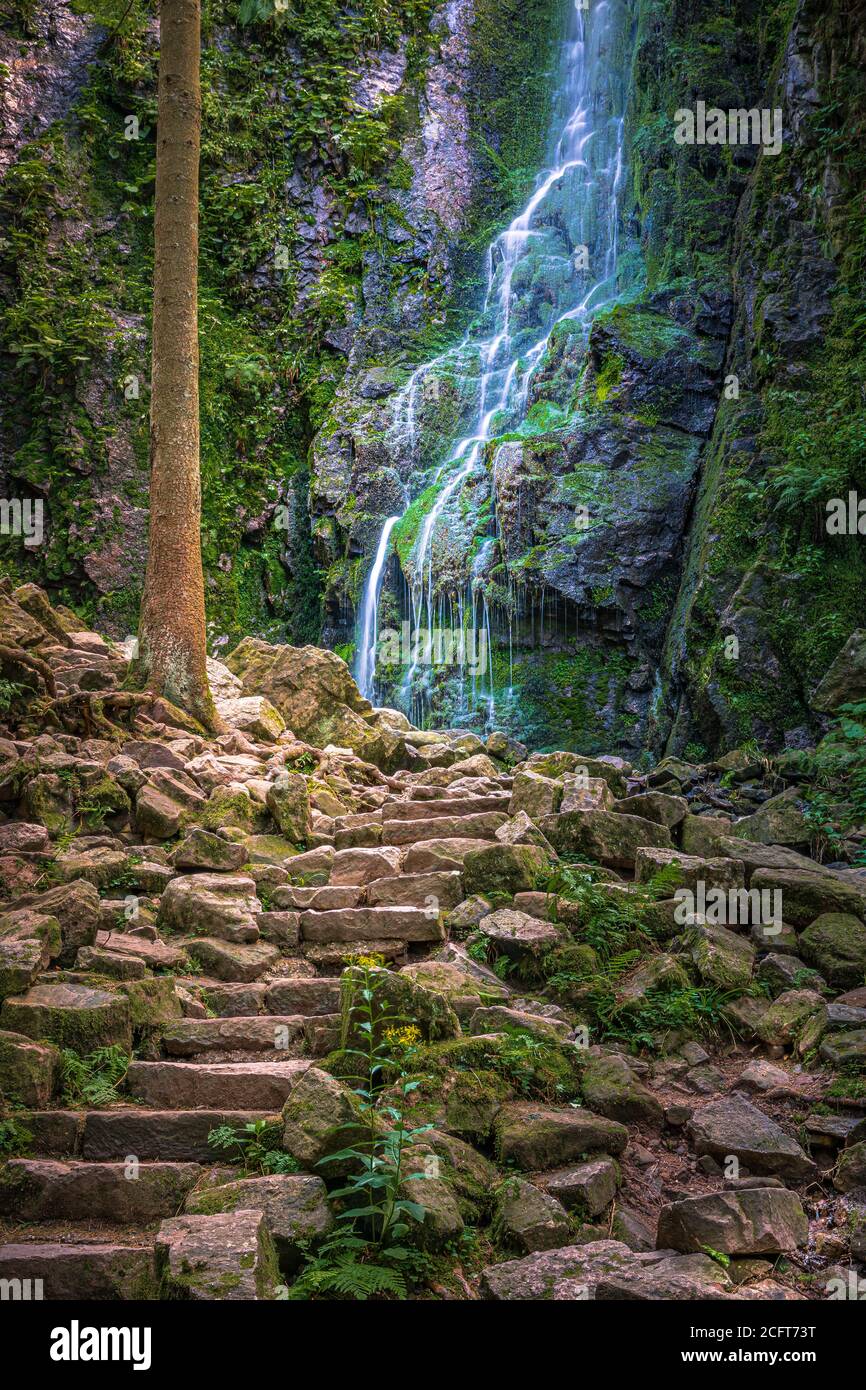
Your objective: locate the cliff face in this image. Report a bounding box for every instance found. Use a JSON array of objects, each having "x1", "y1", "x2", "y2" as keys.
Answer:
[
  {"x1": 0, "y1": 0, "x2": 863, "y2": 757},
  {"x1": 660, "y1": 0, "x2": 866, "y2": 757}
]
